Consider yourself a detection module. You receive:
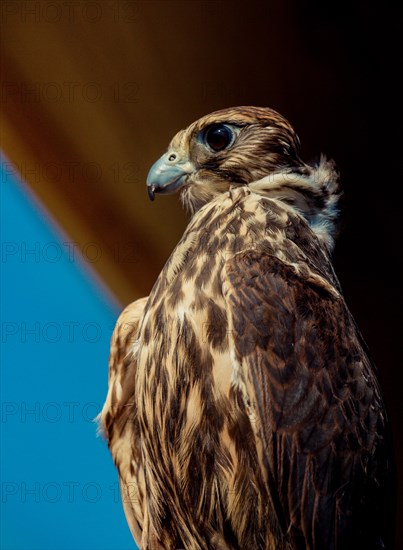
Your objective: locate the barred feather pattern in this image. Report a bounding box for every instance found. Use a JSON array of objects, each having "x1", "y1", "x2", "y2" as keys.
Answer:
[
  {"x1": 101, "y1": 107, "x2": 394, "y2": 549},
  {"x1": 100, "y1": 298, "x2": 148, "y2": 546}
]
